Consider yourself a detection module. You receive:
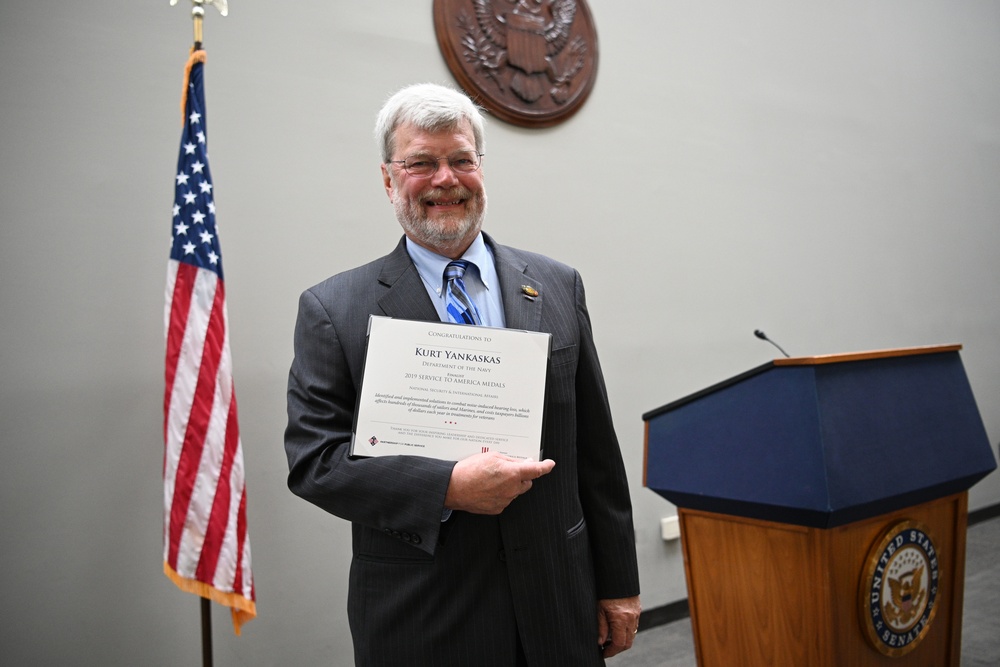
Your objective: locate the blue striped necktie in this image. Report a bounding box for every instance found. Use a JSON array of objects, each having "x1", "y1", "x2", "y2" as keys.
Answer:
[{"x1": 444, "y1": 260, "x2": 482, "y2": 325}]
